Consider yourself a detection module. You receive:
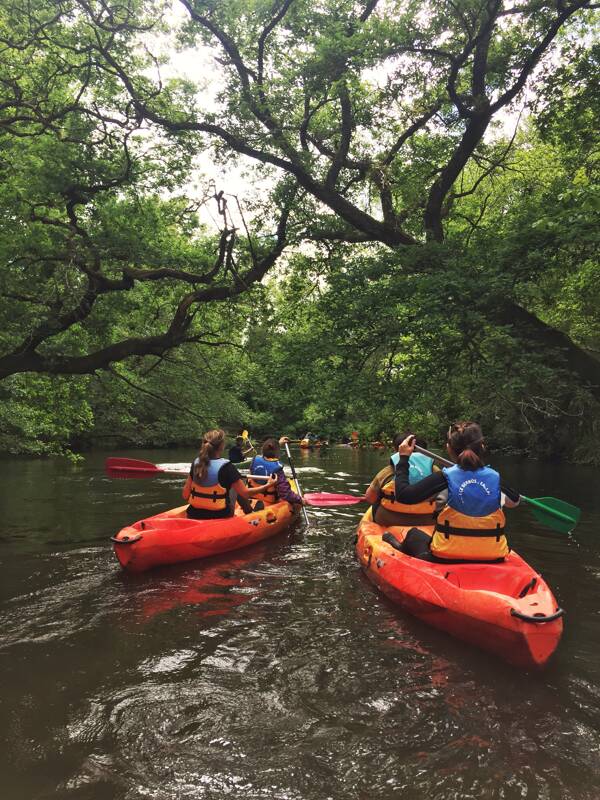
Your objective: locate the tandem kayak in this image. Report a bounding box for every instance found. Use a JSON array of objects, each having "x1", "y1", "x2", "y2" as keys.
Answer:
[
  {"x1": 356, "y1": 510, "x2": 563, "y2": 669},
  {"x1": 112, "y1": 498, "x2": 299, "y2": 573}
]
